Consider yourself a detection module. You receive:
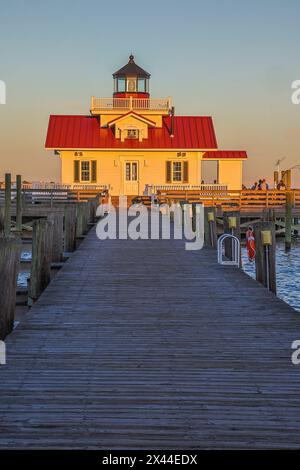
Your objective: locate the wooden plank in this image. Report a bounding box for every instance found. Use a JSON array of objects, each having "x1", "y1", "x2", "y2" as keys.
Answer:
[{"x1": 0, "y1": 223, "x2": 300, "y2": 448}]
